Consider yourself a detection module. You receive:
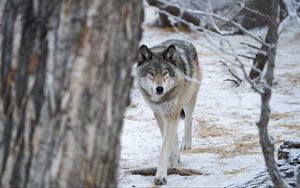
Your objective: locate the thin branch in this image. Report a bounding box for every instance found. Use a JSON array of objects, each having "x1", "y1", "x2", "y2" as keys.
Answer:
[
  {"x1": 224, "y1": 79, "x2": 241, "y2": 86},
  {"x1": 184, "y1": 7, "x2": 270, "y2": 46},
  {"x1": 219, "y1": 60, "x2": 242, "y2": 84},
  {"x1": 206, "y1": 0, "x2": 236, "y2": 35},
  {"x1": 150, "y1": 0, "x2": 269, "y2": 46},
  {"x1": 237, "y1": 53, "x2": 255, "y2": 61},
  {"x1": 238, "y1": 2, "x2": 271, "y2": 20},
  {"x1": 240, "y1": 42, "x2": 261, "y2": 51}
]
